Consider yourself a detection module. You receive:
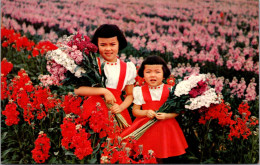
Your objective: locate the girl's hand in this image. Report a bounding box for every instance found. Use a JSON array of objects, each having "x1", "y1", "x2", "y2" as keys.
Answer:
[
  {"x1": 156, "y1": 112, "x2": 167, "y2": 120},
  {"x1": 103, "y1": 89, "x2": 116, "y2": 105},
  {"x1": 110, "y1": 103, "x2": 123, "y2": 114},
  {"x1": 146, "y1": 110, "x2": 156, "y2": 119}
]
